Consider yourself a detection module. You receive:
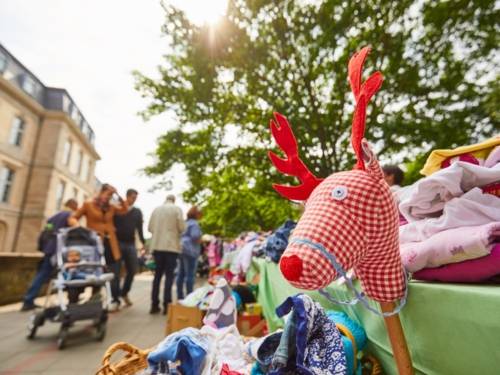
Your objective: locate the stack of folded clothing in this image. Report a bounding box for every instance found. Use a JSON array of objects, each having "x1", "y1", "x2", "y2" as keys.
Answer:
[{"x1": 398, "y1": 137, "x2": 500, "y2": 282}]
